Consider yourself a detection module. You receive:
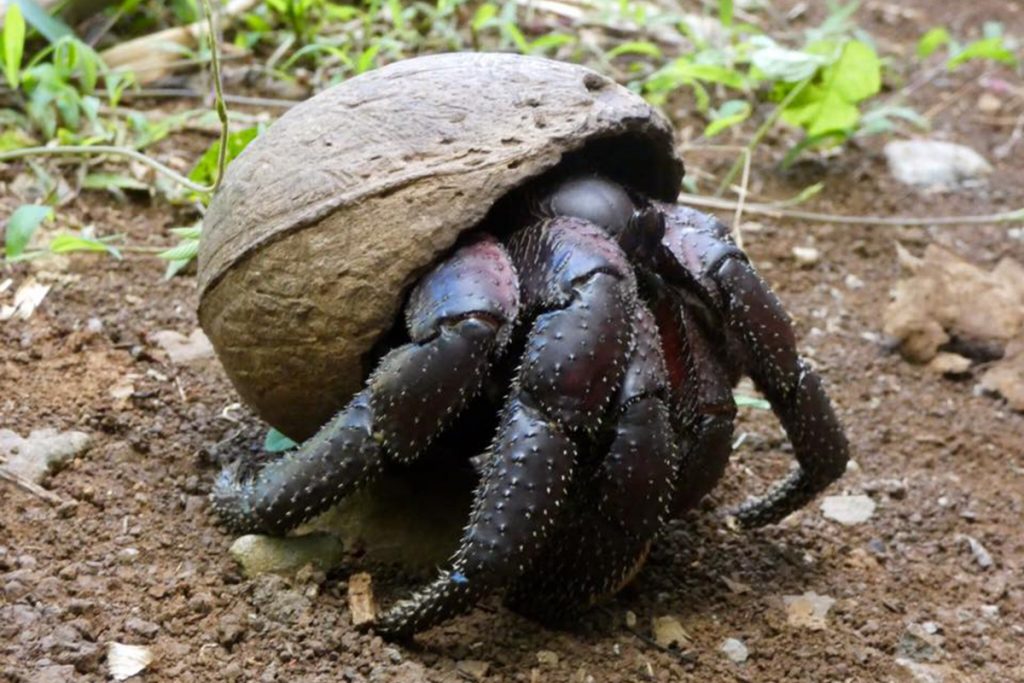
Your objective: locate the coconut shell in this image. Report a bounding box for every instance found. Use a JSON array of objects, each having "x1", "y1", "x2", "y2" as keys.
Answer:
[{"x1": 198, "y1": 52, "x2": 683, "y2": 439}]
